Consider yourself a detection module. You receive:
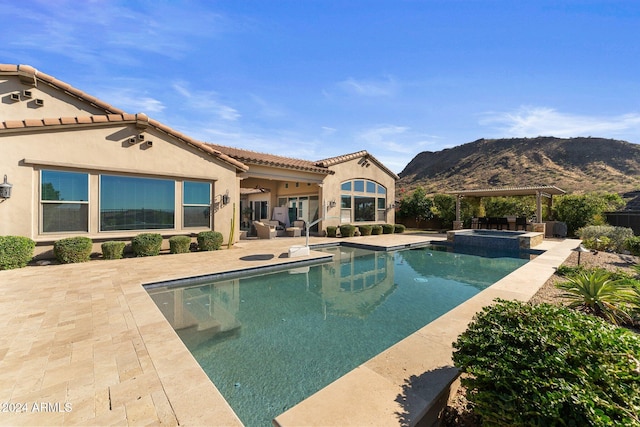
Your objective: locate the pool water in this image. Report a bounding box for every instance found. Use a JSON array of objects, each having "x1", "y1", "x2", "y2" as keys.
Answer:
[{"x1": 148, "y1": 246, "x2": 528, "y2": 426}]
